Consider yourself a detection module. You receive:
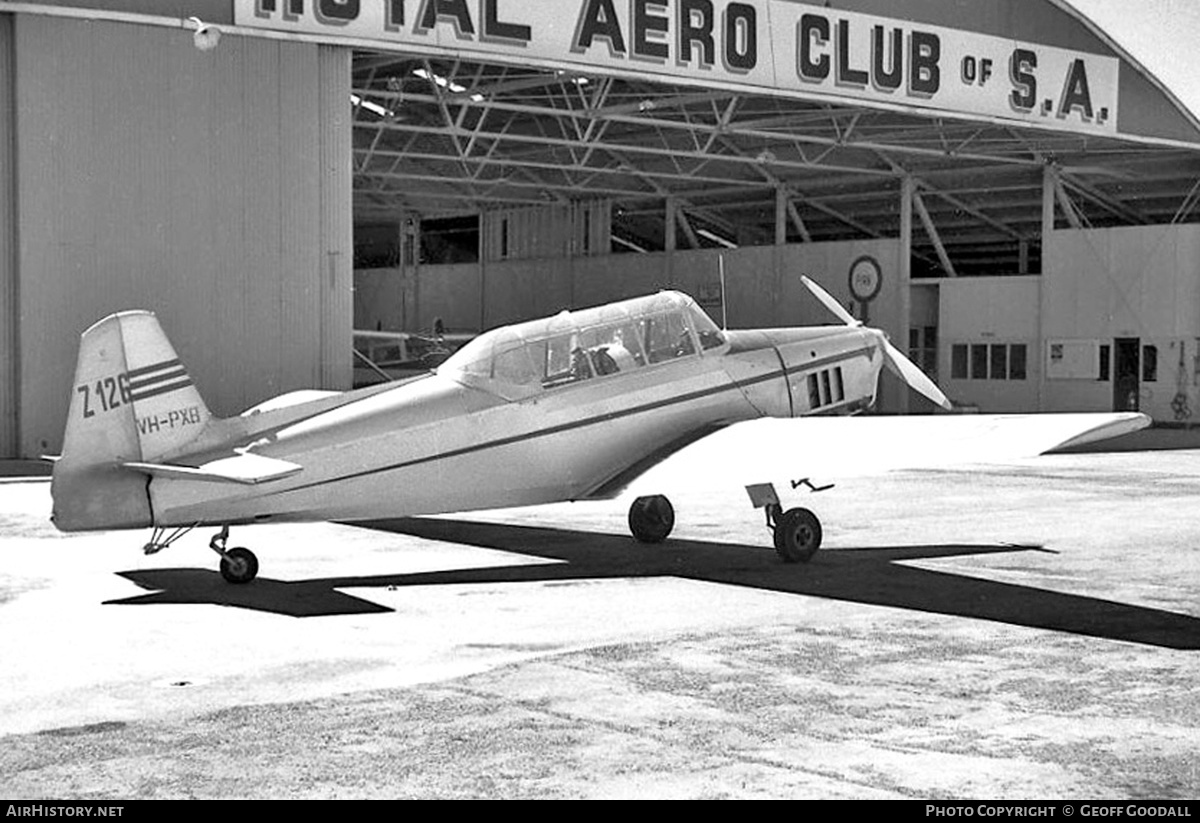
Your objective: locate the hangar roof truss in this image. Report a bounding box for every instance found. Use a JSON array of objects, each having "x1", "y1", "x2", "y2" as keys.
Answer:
[{"x1": 352, "y1": 55, "x2": 1200, "y2": 276}]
